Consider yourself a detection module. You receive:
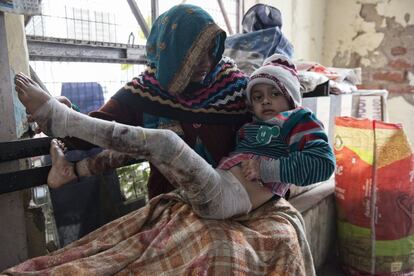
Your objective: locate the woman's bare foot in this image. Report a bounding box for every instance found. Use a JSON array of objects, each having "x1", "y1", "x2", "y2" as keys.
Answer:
[
  {"x1": 47, "y1": 139, "x2": 78, "y2": 189},
  {"x1": 14, "y1": 72, "x2": 51, "y2": 115}
]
